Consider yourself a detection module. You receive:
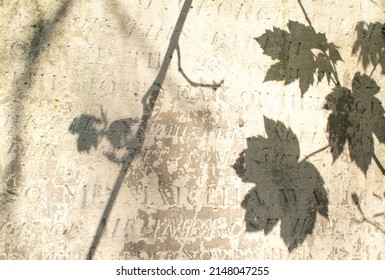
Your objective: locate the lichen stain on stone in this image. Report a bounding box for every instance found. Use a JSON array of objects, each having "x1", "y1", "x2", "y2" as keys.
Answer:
[
  {"x1": 133, "y1": 205, "x2": 245, "y2": 256},
  {"x1": 188, "y1": 109, "x2": 215, "y2": 131},
  {"x1": 122, "y1": 239, "x2": 182, "y2": 258},
  {"x1": 203, "y1": 236, "x2": 231, "y2": 250}
]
